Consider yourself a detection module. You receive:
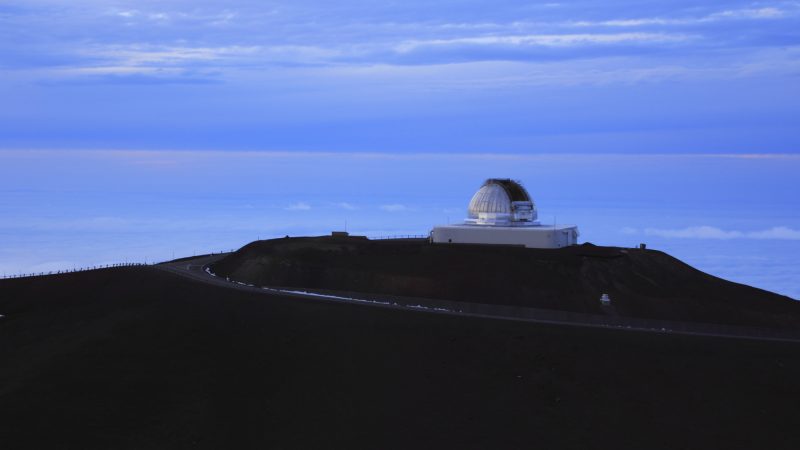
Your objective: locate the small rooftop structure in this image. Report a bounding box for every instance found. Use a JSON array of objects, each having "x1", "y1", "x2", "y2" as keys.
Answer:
[{"x1": 431, "y1": 178, "x2": 579, "y2": 248}]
